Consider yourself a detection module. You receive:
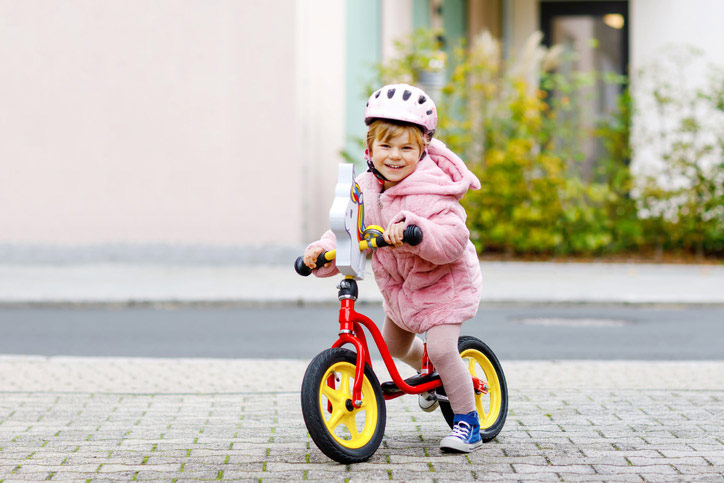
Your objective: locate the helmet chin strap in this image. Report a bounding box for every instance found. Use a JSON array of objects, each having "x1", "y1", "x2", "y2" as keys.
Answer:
[
  {"x1": 365, "y1": 148, "x2": 388, "y2": 184},
  {"x1": 365, "y1": 148, "x2": 428, "y2": 185},
  {"x1": 366, "y1": 160, "x2": 388, "y2": 184}
]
